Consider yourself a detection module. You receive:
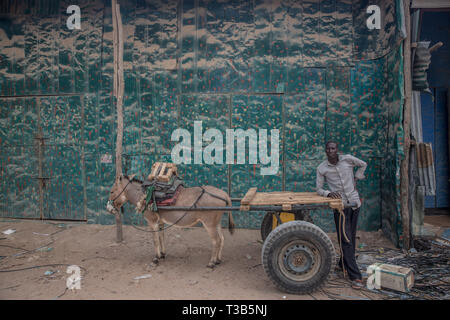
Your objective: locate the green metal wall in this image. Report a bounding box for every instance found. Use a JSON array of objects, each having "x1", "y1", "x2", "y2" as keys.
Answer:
[{"x1": 0, "y1": 0, "x2": 405, "y2": 245}]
